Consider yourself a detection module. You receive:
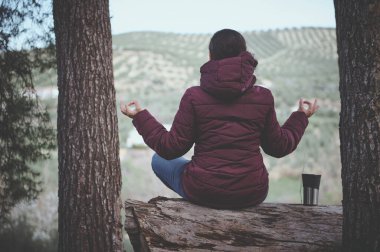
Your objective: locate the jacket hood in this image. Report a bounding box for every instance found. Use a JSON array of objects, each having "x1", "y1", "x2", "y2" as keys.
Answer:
[{"x1": 200, "y1": 51, "x2": 257, "y2": 101}]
